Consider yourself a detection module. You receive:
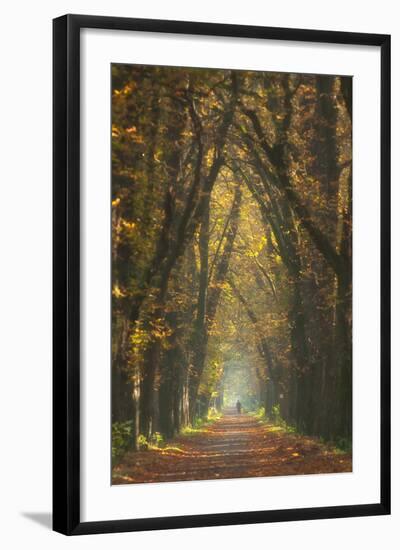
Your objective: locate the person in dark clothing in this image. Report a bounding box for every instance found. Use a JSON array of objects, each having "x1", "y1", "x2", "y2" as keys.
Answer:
[{"x1": 236, "y1": 400, "x2": 242, "y2": 414}]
